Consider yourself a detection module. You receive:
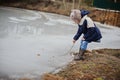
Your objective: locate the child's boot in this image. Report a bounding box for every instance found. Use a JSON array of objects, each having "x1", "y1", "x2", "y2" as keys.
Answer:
[
  {"x1": 74, "y1": 53, "x2": 80, "y2": 60},
  {"x1": 74, "y1": 49, "x2": 85, "y2": 60},
  {"x1": 79, "y1": 49, "x2": 85, "y2": 60}
]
